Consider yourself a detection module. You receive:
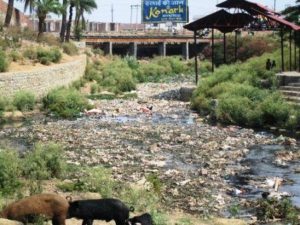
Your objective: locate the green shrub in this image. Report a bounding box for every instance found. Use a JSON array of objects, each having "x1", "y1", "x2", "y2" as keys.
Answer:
[
  {"x1": 0, "y1": 50, "x2": 9, "y2": 72},
  {"x1": 22, "y1": 143, "x2": 66, "y2": 180},
  {"x1": 0, "y1": 150, "x2": 22, "y2": 195},
  {"x1": 36, "y1": 47, "x2": 62, "y2": 65},
  {"x1": 23, "y1": 48, "x2": 37, "y2": 60},
  {"x1": 9, "y1": 50, "x2": 21, "y2": 62},
  {"x1": 62, "y1": 42, "x2": 78, "y2": 56},
  {"x1": 0, "y1": 96, "x2": 9, "y2": 115},
  {"x1": 13, "y1": 91, "x2": 36, "y2": 111},
  {"x1": 90, "y1": 83, "x2": 99, "y2": 94},
  {"x1": 43, "y1": 88, "x2": 89, "y2": 118},
  {"x1": 150, "y1": 210, "x2": 168, "y2": 225}
]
